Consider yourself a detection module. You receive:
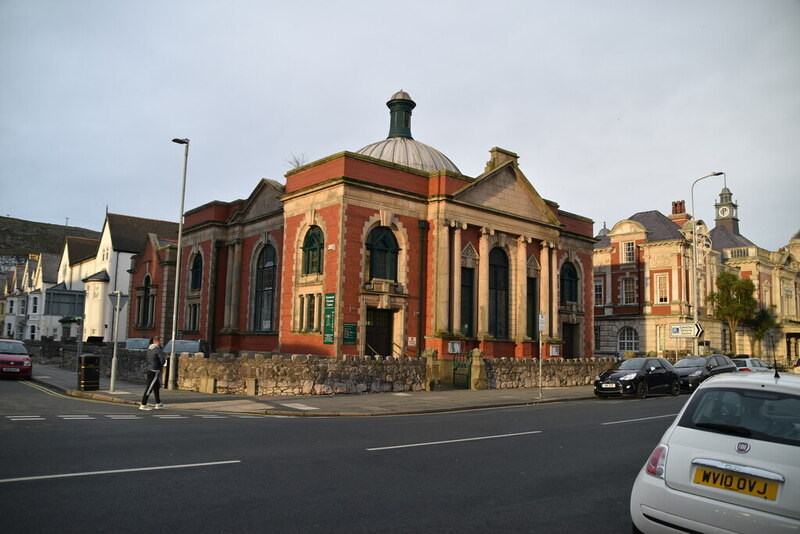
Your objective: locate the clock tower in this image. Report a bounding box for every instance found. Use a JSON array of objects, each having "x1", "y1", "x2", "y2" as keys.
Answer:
[{"x1": 713, "y1": 186, "x2": 740, "y2": 235}]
